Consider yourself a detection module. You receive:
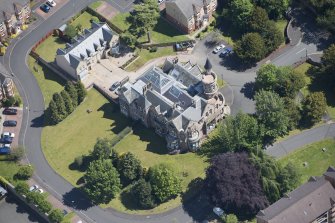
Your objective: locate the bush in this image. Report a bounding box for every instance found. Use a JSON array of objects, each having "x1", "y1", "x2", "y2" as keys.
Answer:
[
  {"x1": 8, "y1": 146, "x2": 24, "y2": 162},
  {"x1": 90, "y1": 16, "x2": 100, "y2": 23},
  {"x1": 37, "y1": 199, "x2": 52, "y2": 214},
  {"x1": 2, "y1": 96, "x2": 16, "y2": 107},
  {"x1": 26, "y1": 191, "x2": 44, "y2": 204},
  {"x1": 149, "y1": 46, "x2": 157, "y2": 52},
  {"x1": 74, "y1": 155, "x2": 83, "y2": 168},
  {"x1": 15, "y1": 165, "x2": 34, "y2": 180},
  {"x1": 131, "y1": 179, "x2": 156, "y2": 209},
  {"x1": 49, "y1": 209, "x2": 64, "y2": 223},
  {"x1": 15, "y1": 181, "x2": 30, "y2": 195}
]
